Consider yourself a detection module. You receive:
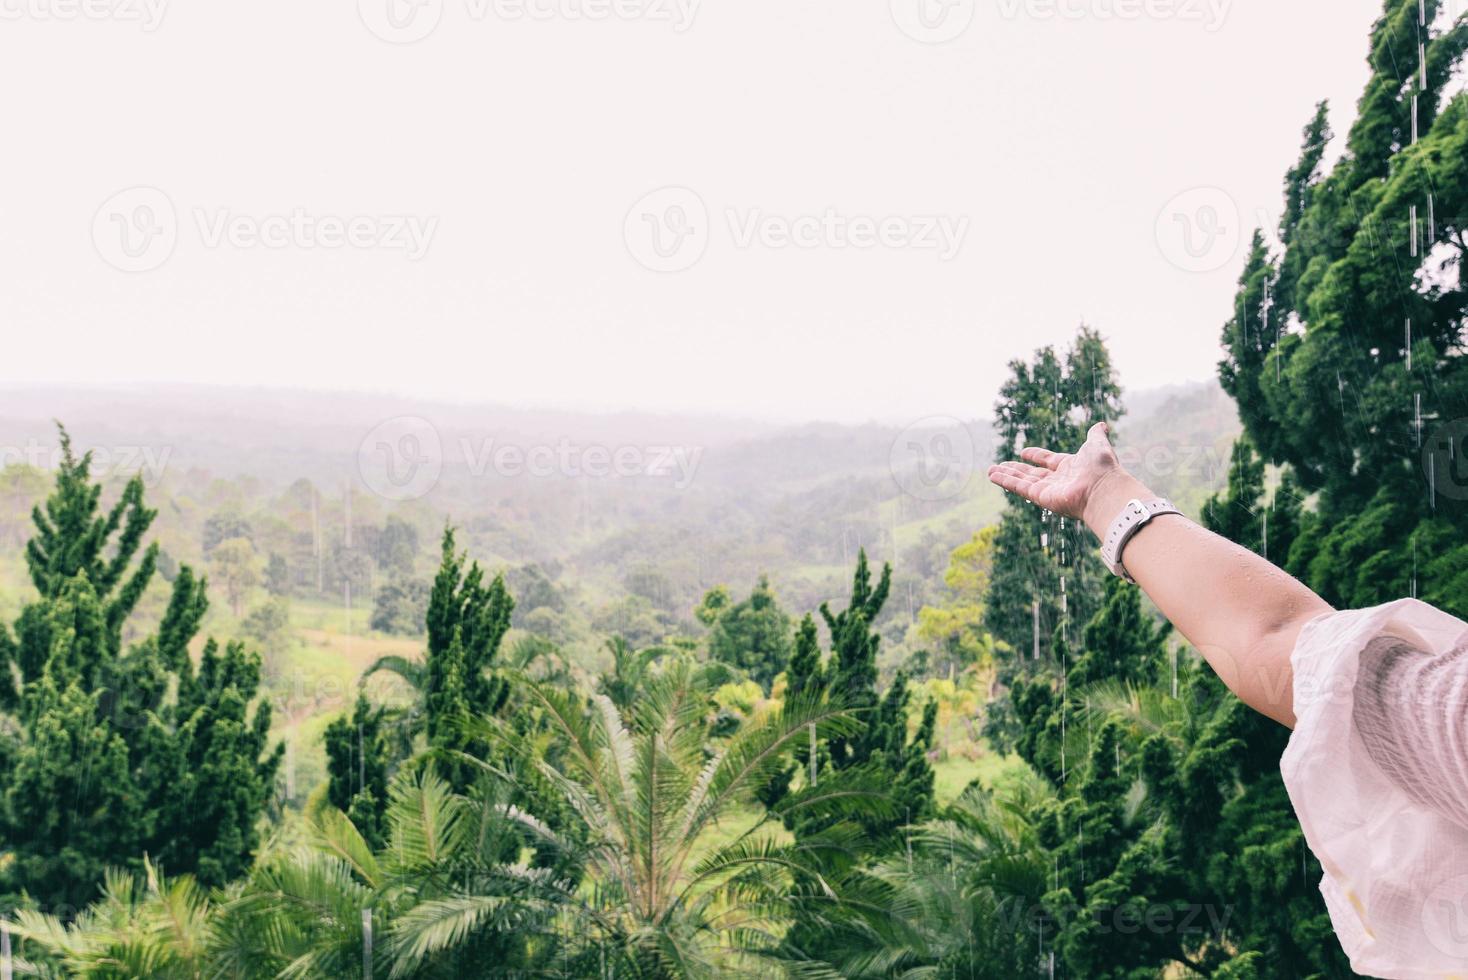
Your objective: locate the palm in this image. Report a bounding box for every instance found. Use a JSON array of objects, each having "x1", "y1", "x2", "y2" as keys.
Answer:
[
  {"x1": 986, "y1": 422, "x2": 1118, "y2": 522},
  {"x1": 1028, "y1": 457, "x2": 1089, "y2": 515}
]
